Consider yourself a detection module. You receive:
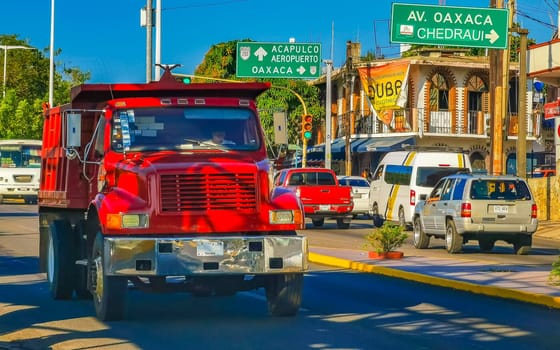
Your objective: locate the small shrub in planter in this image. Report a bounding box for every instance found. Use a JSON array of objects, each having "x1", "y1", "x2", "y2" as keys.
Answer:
[{"x1": 363, "y1": 221, "x2": 408, "y2": 257}]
